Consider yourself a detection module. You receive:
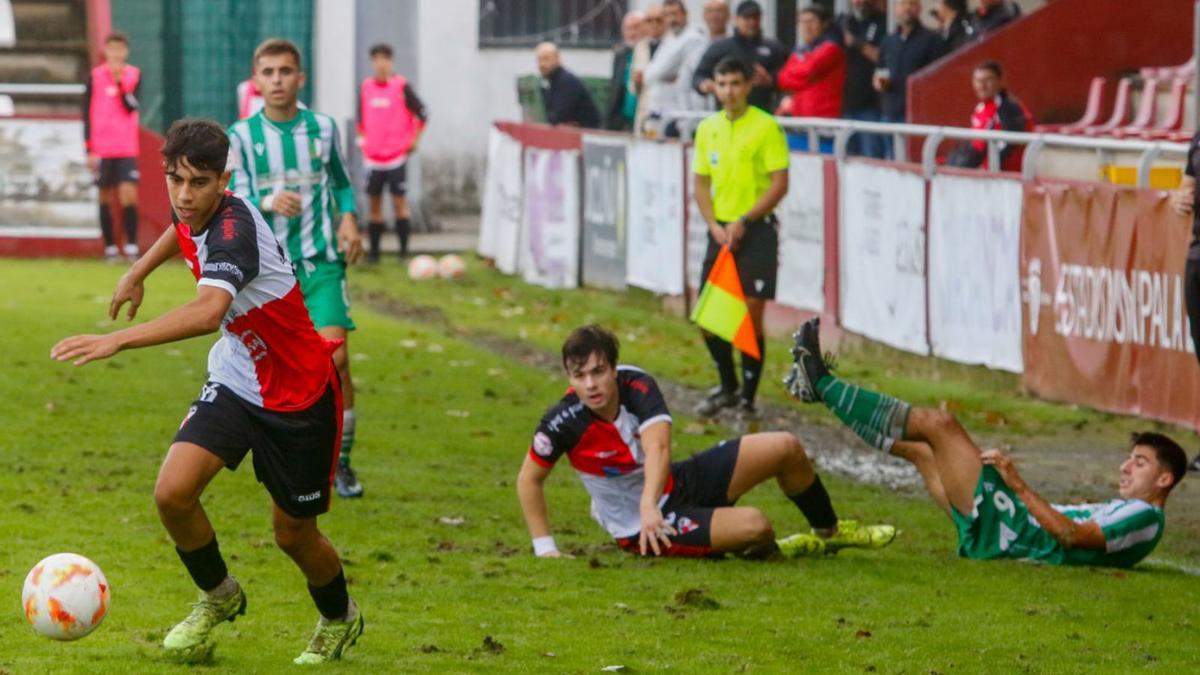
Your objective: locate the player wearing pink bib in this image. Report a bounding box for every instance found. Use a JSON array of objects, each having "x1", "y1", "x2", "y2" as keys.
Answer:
[
  {"x1": 357, "y1": 44, "x2": 428, "y2": 262},
  {"x1": 83, "y1": 32, "x2": 142, "y2": 259}
]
